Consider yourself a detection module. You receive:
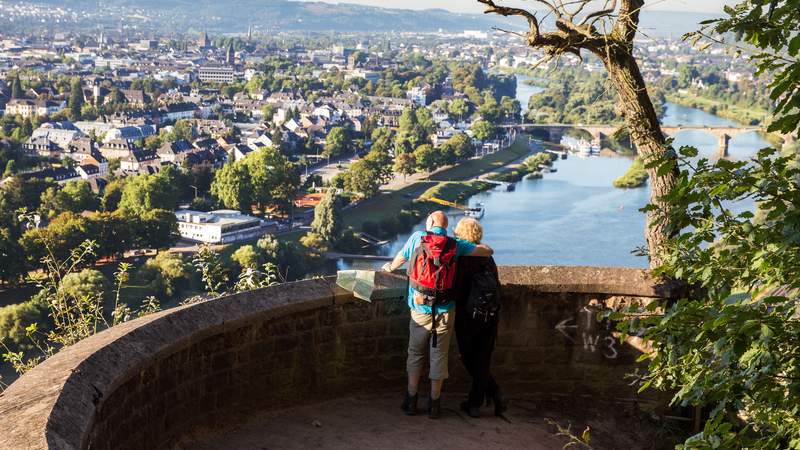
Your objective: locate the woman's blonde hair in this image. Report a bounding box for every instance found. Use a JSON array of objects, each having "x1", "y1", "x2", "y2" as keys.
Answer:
[{"x1": 454, "y1": 218, "x2": 483, "y2": 244}]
